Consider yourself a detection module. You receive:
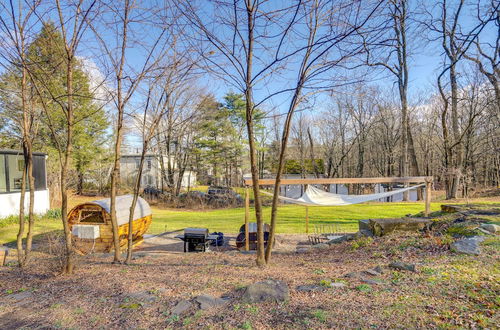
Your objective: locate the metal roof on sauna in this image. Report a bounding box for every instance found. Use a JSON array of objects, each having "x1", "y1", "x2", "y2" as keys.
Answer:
[{"x1": 89, "y1": 195, "x2": 151, "y2": 226}]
